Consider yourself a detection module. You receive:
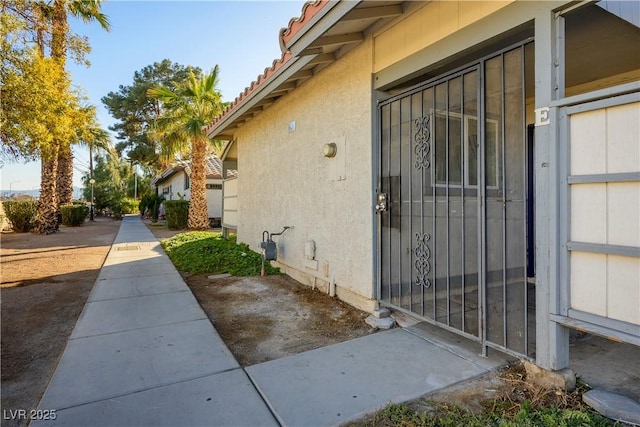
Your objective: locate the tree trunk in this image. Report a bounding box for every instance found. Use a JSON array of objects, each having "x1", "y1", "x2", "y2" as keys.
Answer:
[
  {"x1": 56, "y1": 145, "x2": 74, "y2": 205},
  {"x1": 33, "y1": 145, "x2": 60, "y2": 234},
  {"x1": 187, "y1": 137, "x2": 210, "y2": 230},
  {"x1": 51, "y1": 0, "x2": 72, "y2": 206},
  {"x1": 51, "y1": 0, "x2": 68, "y2": 65}
]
